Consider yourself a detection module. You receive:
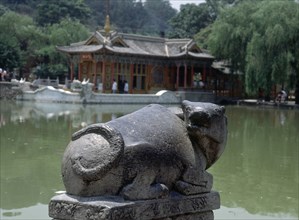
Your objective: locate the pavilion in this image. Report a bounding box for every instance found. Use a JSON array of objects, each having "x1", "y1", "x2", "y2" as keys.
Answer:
[{"x1": 56, "y1": 16, "x2": 215, "y2": 94}]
